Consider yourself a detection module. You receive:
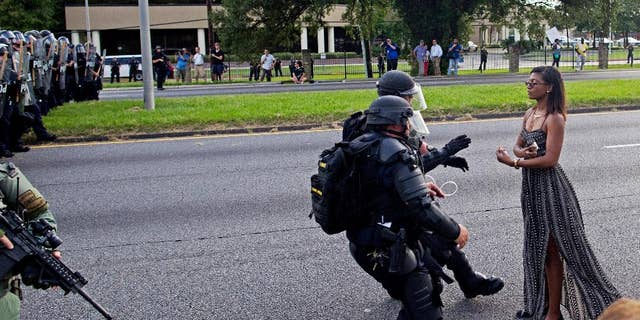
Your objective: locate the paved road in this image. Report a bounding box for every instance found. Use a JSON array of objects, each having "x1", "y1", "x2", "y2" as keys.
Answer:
[
  {"x1": 14, "y1": 110, "x2": 640, "y2": 319},
  {"x1": 100, "y1": 69, "x2": 640, "y2": 101}
]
